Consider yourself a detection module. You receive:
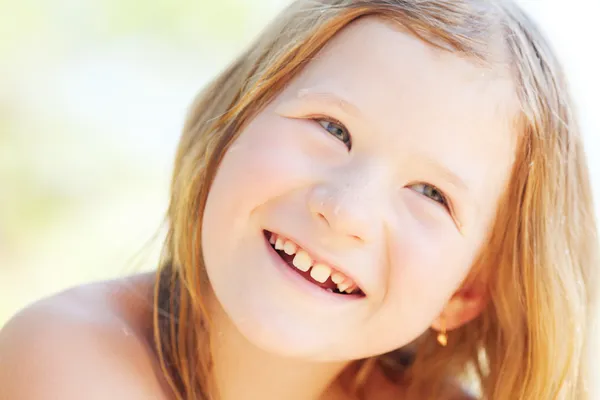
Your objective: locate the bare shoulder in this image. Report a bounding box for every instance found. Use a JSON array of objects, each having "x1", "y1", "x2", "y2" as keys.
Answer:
[{"x1": 0, "y1": 274, "x2": 171, "y2": 400}]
